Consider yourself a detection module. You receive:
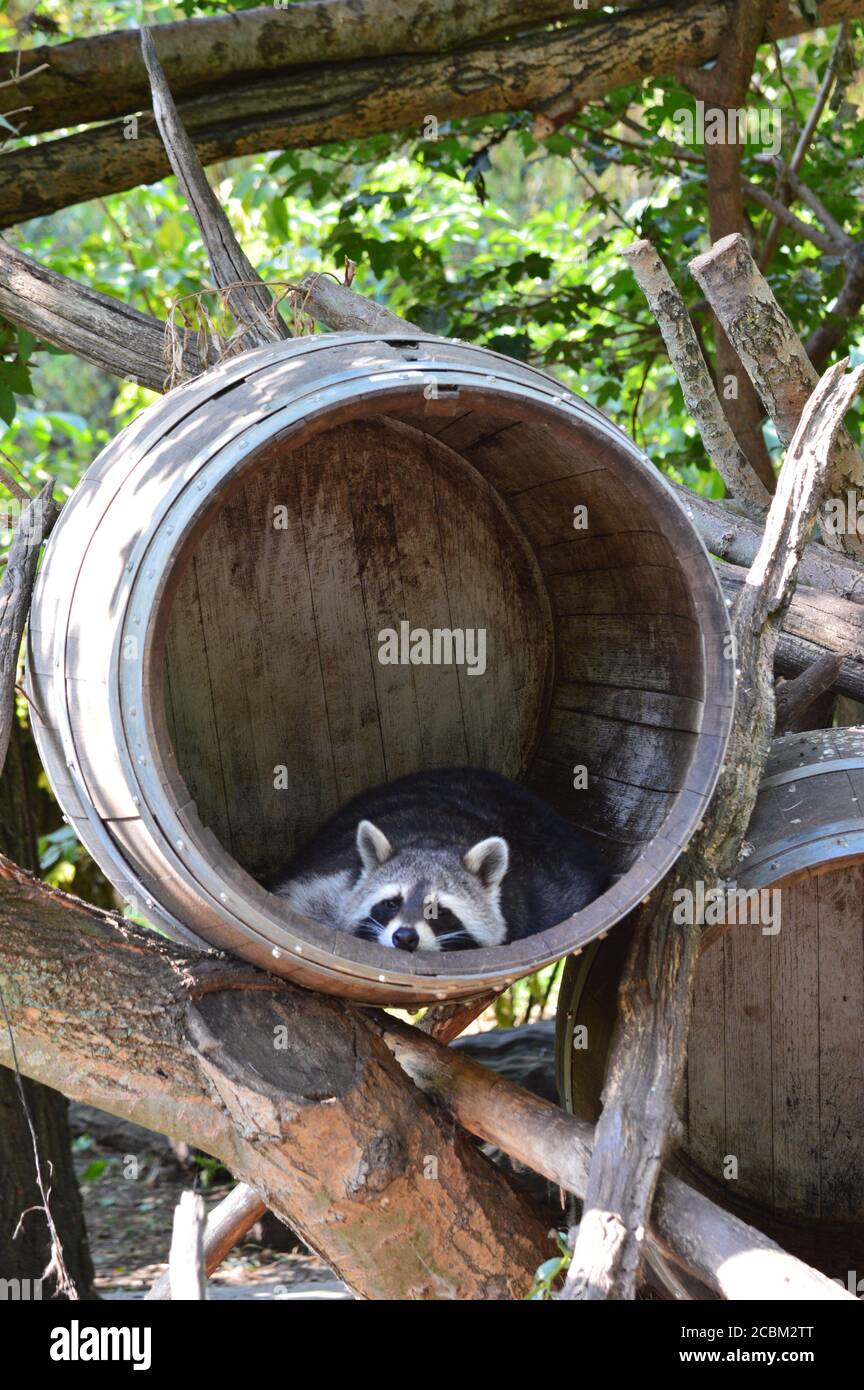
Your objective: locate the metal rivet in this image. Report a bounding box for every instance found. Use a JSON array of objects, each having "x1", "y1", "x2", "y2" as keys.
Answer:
[{"x1": 176, "y1": 839, "x2": 185, "y2": 850}]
